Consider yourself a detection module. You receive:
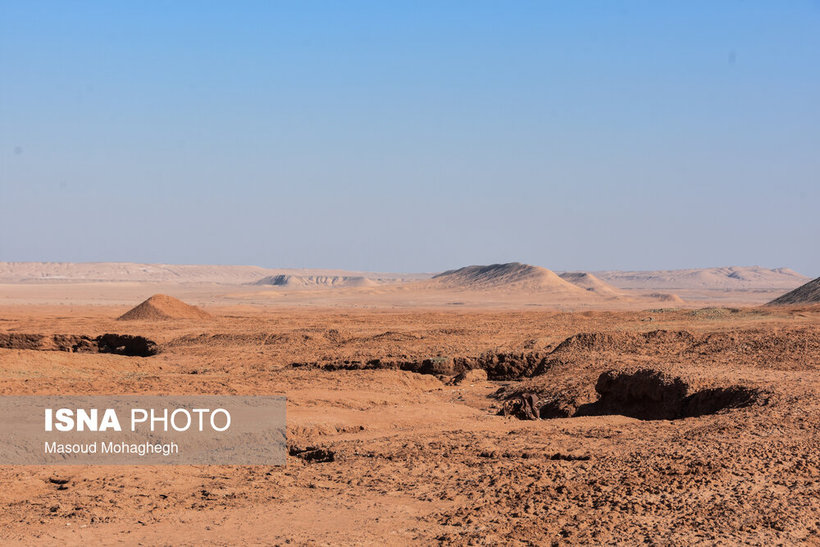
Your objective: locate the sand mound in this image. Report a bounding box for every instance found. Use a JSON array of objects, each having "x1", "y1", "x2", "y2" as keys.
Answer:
[
  {"x1": 430, "y1": 263, "x2": 589, "y2": 294},
  {"x1": 117, "y1": 294, "x2": 211, "y2": 320},
  {"x1": 558, "y1": 272, "x2": 623, "y2": 296},
  {"x1": 767, "y1": 277, "x2": 820, "y2": 306},
  {"x1": 646, "y1": 292, "x2": 685, "y2": 304},
  {"x1": 253, "y1": 274, "x2": 375, "y2": 288}
]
